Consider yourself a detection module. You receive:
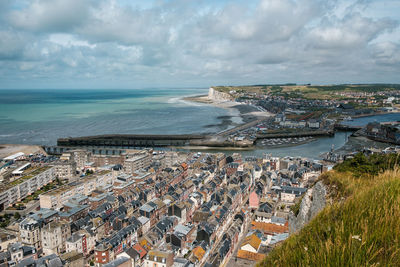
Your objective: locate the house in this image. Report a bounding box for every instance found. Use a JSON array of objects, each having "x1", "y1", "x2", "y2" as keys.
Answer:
[
  {"x1": 196, "y1": 223, "x2": 215, "y2": 245},
  {"x1": 144, "y1": 250, "x2": 174, "y2": 267},
  {"x1": 132, "y1": 243, "x2": 147, "y2": 264},
  {"x1": 190, "y1": 243, "x2": 206, "y2": 264},
  {"x1": 138, "y1": 216, "x2": 150, "y2": 235},
  {"x1": 307, "y1": 119, "x2": 320, "y2": 129},
  {"x1": 280, "y1": 186, "x2": 307, "y2": 202},
  {"x1": 18, "y1": 253, "x2": 63, "y2": 267},
  {"x1": 139, "y1": 203, "x2": 157, "y2": 226},
  {"x1": 19, "y1": 217, "x2": 42, "y2": 250},
  {"x1": 95, "y1": 243, "x2": 112, "y2": 265},
  {"x1": 60, "y1": 251, "x2": 85, "y2": 267},
  {"x1": 66, "y1": 232, "x2": 88, "y2": 255},
  {"x1": 173, "y1": 257, "x2": 194, "y2": 267},
  {"x1": 7, "y1": 242, "x2": 37, "y2": 264},
  {"x1": 274, "y1": 114, "x2": 286, "y2": 122},
  {"x1": 166, "y1": 224, "x2": 195, "y2": 254},
  {"x1": 168, "y1": 202, "x2": 187, "y2": 224},
  {"x1": 251, "y1": 221, "x2": 288, "y2": 234},
  {"x1": 240, "y1": 234, "x2": 261, "y2": 253},
  {"x1": 155, "y1": 217, "x2": 174, "y2": 236},
  {"x1": 249, "y1": 191, "x2": 259, "y2": 209},
  {"x1": 41, "y1": 221, "x2": 71, "y2": 255},
  {"x1": 103, "y1": 256, "x2": 131, "y2": 267}
]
